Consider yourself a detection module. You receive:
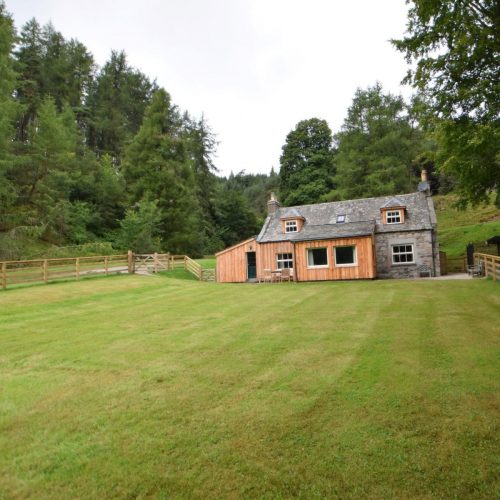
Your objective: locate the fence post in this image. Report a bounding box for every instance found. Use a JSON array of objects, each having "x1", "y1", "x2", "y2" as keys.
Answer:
[
  {"x1": 128, "y1": 250, "x2": 135, "y2": 274},
  {"x1": 1, "y1": 262, "x2": 6, "y2": 289},
  {"x1": 43, "y1": 259, "x2": 48, "y2": 283},
  {"x1": 105, "y1": 256, "x2": 109, "y2": 276},
  {"x1": 76, "y1": 258, "x2": 80, "y2": 279},
  {"x1": 154, "y1": 252, "x2": 158, "y2": 274}
]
